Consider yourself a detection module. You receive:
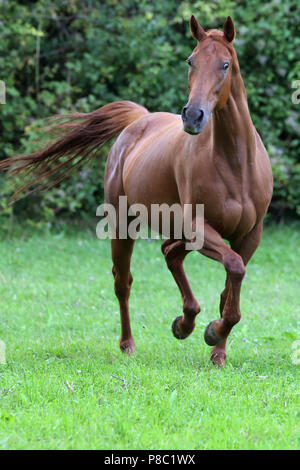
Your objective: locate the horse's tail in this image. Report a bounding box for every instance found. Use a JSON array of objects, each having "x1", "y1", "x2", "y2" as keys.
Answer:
[{"x1": 0, "y1": 100, "x2": 149, "y2": 200}]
